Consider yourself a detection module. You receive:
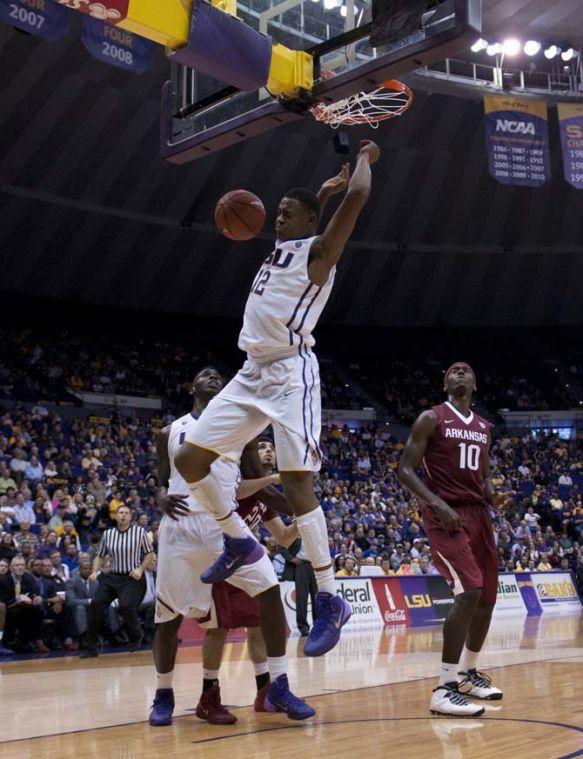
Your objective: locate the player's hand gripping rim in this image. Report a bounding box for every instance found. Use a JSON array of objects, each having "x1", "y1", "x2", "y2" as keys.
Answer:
[{"x1": 159, "y1": 494, "x2": 191, "y2": 520}]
